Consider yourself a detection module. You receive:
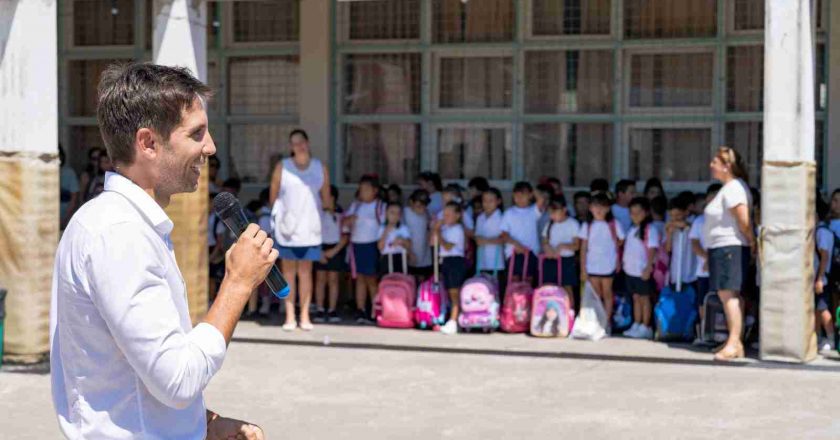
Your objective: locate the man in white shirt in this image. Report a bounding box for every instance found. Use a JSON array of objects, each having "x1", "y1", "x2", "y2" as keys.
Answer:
[{"x1": 50, "y1": 63, "x2": 275, "y2": 439}]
